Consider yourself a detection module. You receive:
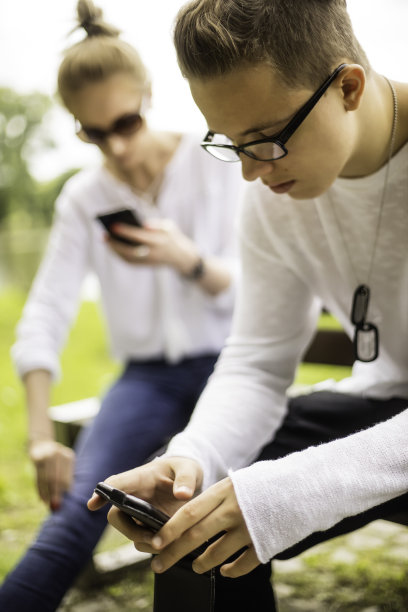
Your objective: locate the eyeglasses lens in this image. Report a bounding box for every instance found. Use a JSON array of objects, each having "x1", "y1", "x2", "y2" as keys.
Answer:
[
  {"x1": 244, "y1": 141, "x2": 286, "y2": 161},
  {"x1": 204, "y1": 146, "x2": 240, "y2": 162},
  {"x1": 203, "y1": 136, "x2": 286, "y2": 162}
]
